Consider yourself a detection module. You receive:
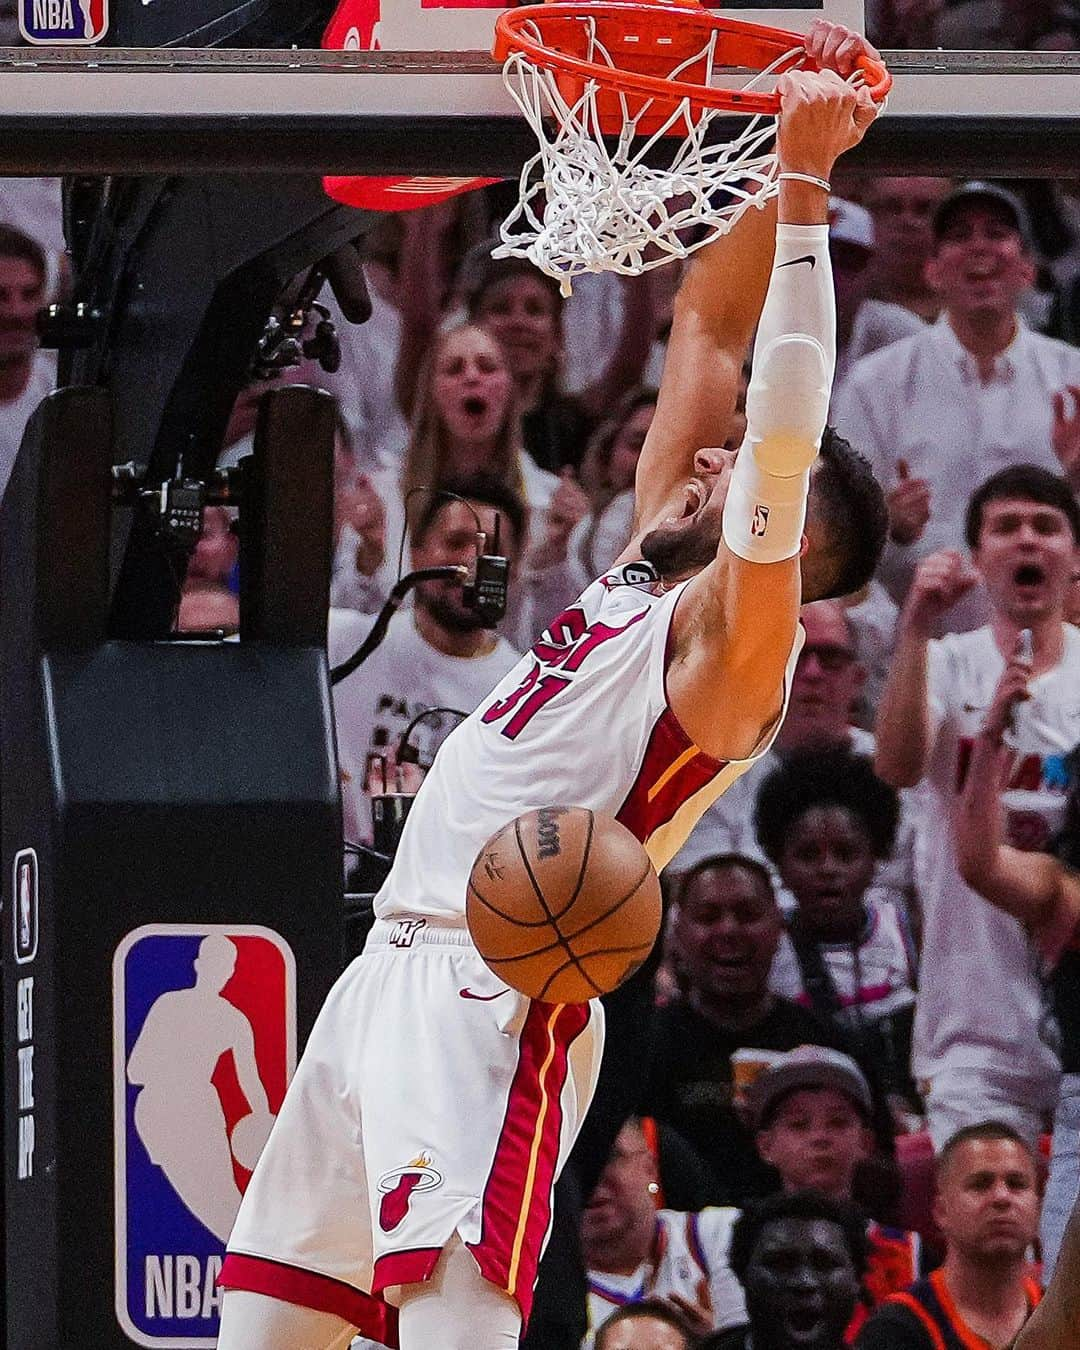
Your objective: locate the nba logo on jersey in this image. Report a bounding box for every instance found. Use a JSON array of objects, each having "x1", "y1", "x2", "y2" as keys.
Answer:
[
  {"x1": 113, "y1": 924, "x2": 295, "y2": 1347},
  {"x1": 19, "y1": 0, "x2": 107, "y2": 44}
]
